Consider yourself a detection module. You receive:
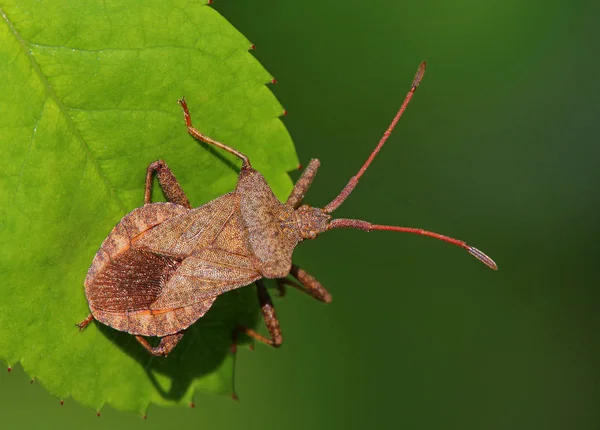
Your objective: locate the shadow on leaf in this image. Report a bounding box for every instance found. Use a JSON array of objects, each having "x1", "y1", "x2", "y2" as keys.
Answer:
[{"x1": 97, "y1": 285, "x2": 261, "y2": 401}]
